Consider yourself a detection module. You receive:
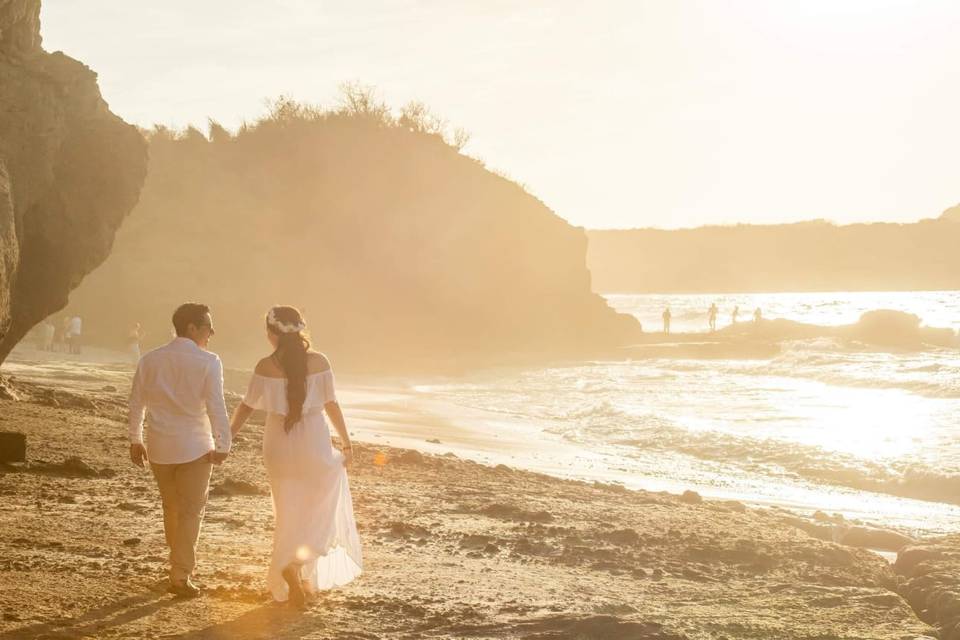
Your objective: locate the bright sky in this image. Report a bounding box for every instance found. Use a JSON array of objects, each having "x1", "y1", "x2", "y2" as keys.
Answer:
[{"x1": 40, "y1": 1, "x2": 960, "y2": 229}]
